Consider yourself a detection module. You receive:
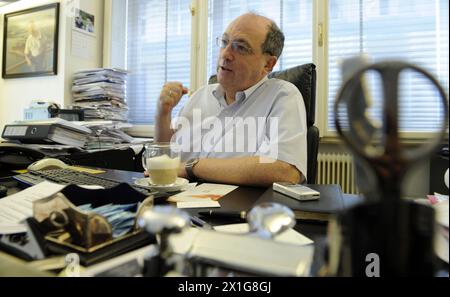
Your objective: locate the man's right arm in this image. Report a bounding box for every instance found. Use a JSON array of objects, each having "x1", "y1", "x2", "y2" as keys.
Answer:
[
  {"x1": 154, "y1": 82, "x2": 188, "y2": 142},
  {"x1": 154, "y1": 109, "x2": 174, "y2": 142}
]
